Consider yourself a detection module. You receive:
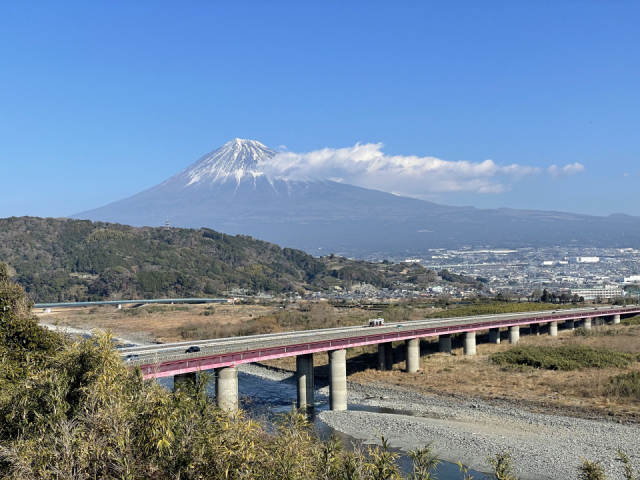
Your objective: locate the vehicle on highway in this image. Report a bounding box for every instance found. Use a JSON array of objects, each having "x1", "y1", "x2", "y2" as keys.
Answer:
[
  {"x1": 123, "y1": 354, "x2": 140, "y2": 363},
  {"x1": 367, "y1": 318, "x2": 385, "y2": 327},
  {"x1": 185, "y1": 346, "x2": 201, "y2": 354}
]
